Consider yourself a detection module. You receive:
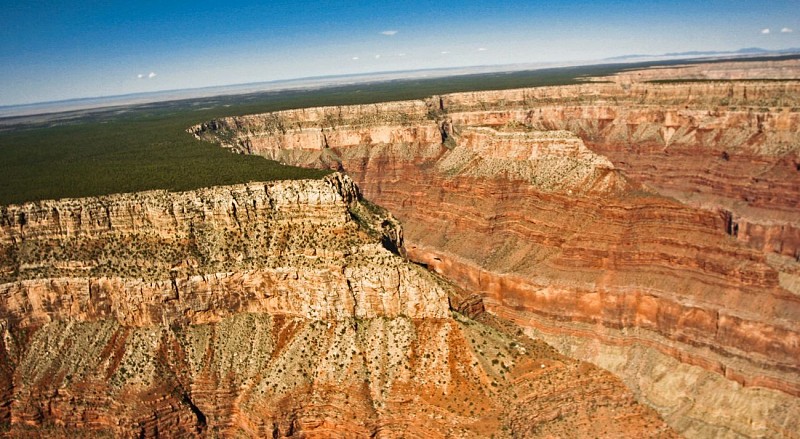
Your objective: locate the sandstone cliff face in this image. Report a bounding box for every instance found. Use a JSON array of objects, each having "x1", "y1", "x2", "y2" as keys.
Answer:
[
  {"x1": 442, "y1": 84, "x2": 800, "y2": 259},
  {"x1": 194, "y1": 79, "x2": 800, "y2": 257},
  {"x1": 0, "y1": 174, "x2": 673, "y2": 437},
  {"x1": 197, "y1": 67, "x2": 800, "y2": 438},
  {"x1": 1, "y1": 173, "x2": 445, "y2": 324}
]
